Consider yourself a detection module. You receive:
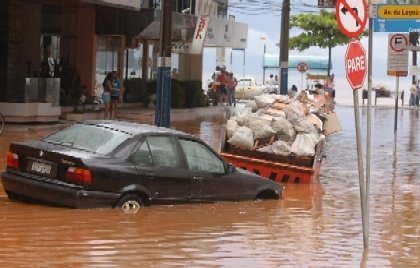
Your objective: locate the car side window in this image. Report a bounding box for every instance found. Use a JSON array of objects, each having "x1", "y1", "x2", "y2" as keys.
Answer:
[
  {"x1": 179, "y1": 139, "x2": 225, "y2": 173},
  {"x1": 132, "y1": 140, "x2": 153, "y2": 167},
  {"x1": 147, "y1": 136, "x2": 181, "y2": 168}
]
